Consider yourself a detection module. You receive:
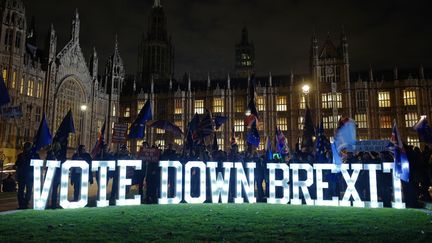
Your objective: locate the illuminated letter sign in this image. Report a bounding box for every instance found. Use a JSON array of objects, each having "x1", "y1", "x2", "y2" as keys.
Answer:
[{"x1": 31, "y1": 160, "x2": 408, "y2": 210}]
